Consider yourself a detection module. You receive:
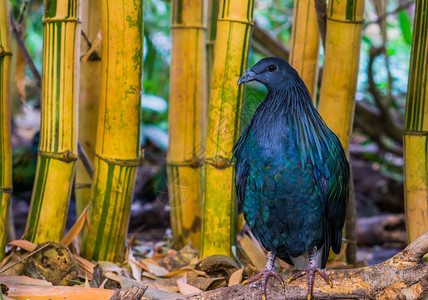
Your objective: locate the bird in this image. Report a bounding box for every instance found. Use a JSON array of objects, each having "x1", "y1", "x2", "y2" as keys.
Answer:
[{"x1": 233, "y1": 57, "x2": 349, "y2": 299}]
